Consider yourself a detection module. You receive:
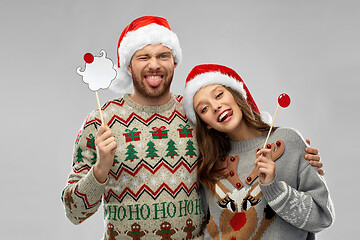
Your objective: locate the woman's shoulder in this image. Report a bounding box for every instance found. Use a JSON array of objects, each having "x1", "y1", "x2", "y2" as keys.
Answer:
[{"x1": 273, "y1": 127, "x2": 309, "y2": 147}]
